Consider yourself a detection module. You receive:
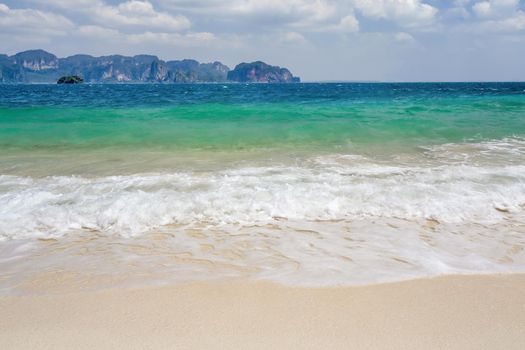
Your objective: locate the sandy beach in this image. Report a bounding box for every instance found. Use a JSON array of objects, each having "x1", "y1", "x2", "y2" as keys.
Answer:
[{"x1": 1, "y1": 274, "x2": 524, "y2": 350}]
